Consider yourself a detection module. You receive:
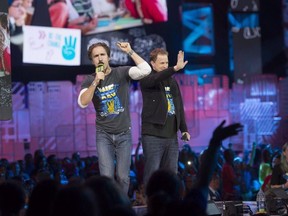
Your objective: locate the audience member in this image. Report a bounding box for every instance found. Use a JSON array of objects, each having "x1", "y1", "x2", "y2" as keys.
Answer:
[
  {"x1": 270, "y1": 142, "x2": 288, "y2": 189},
  {"x1": 33, "y1": 149, "x2": 44, "y2": 163},
  {"x1": 61, "y1": 157, "x2": 77, "y2": 179},
  {"x1": 259, "y1": 147, "x2": 272, "y2": 185},
  {"x1": 71, "y1": 152, "x2": 86, "y2": 178},
  {"x1": 178, "y1": 144, "x2": 199, "y2": 178},
  {"x1": 8, "y1": 161, "x2": 21, "y2": 179},
  {"x1": 221, "y1": 148, "x2": 241, "y2": 200},
  {"x1": 33, "y1": 154, "x2": 49, "y2": 172},
  {"x1": 51, "y1": 185, "x2": 99, "y2": 216},
  {"x1": 30, "y1": 154, "x2": 54, "y2": 183},
  {"x1": 145, "y1": 169, "x2": 184, "y2": 216},
  {"x1": 250, "y1": 145, "x2": 262, "y2": 186},
  {"x1": 197, "y1": 148, "x2": 221, "y2": 199},
  {"x1": 84, "y1": 155, "x2": 100, "y2": 177},
  {"x1": 242, "y1": 142, "x2": 261, "y2": 199},
  {"x1": 85, "y1": 175, "x2": 134, "y2": 216},
  {"x1": 0, "y1": 159, "x2": 8, "y2": 183},
  {"x1": 146, "y1": 169, "x2": 184, "y2": 201},
  {"x1": 234, "y1": 156, "x2": 253, "y2": 201},
  {"x1": 0, "y1": 180, "x2": 26, "y2": 216},
  {"x1": 261, "y1": 152, "x2": 281, "y2": 192},
  {"x1": 47, "y1": 154, "x2": 60, "y2": 177},
  {"x1": 25, "y1": 179, "x2": 59, "y2": 216},
  {"x1": 208, "y1": 172, "x2": 221, "y2": 201},
  {"x1": 180, "y1": 120, "x2": 242, "y2": 215},
  {"x1": 23, "y1": 153, "x2": 34, "y2": 176}
]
